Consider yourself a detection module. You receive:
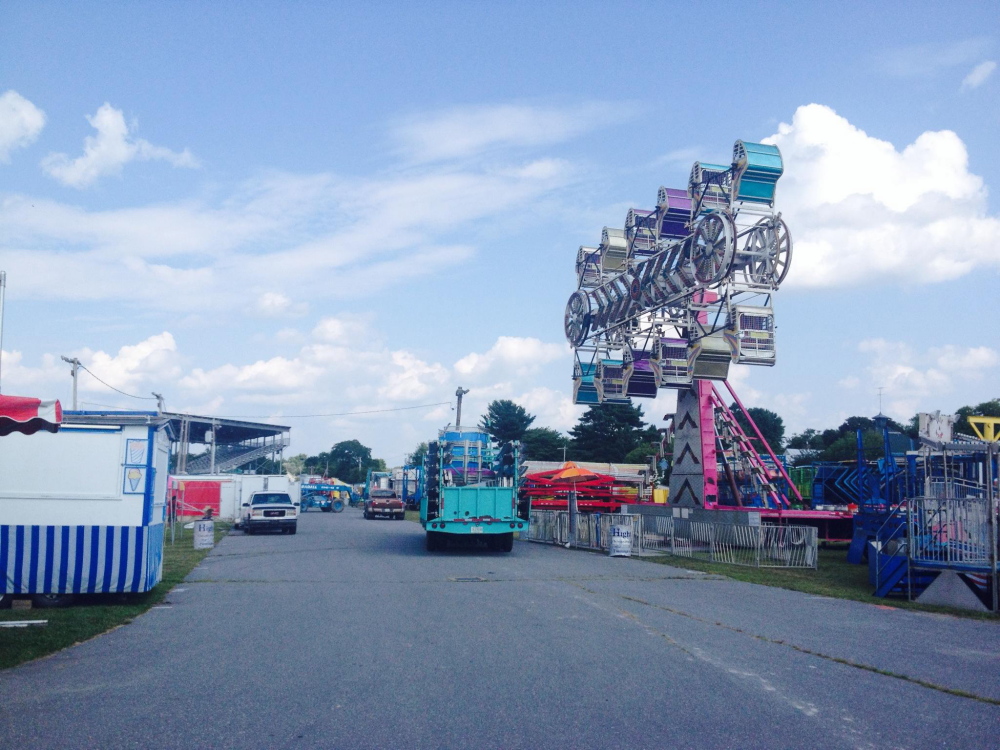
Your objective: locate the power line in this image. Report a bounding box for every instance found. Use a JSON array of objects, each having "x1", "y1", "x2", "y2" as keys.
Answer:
[
  {"x1": 79, "y1": 365, "x2": 157, "y2": 400},
  {"x1": 219, "y1": 401, "x2": 452, "y2": 419}
]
